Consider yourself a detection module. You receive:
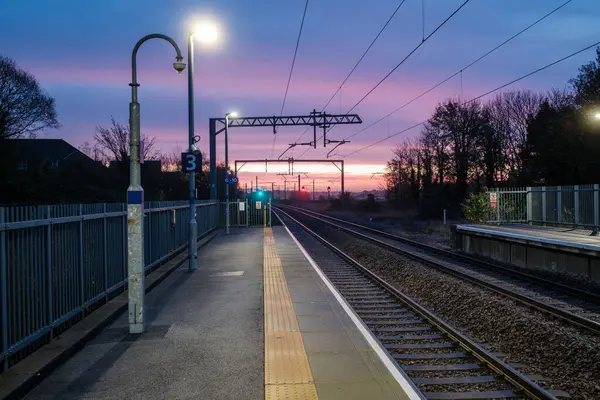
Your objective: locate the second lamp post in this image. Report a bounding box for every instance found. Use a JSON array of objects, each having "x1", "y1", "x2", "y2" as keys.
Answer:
[
  {"x1": 186, "y1": 21, "x2": 219, "y2": 270},
  {"x1": 225, "y1": 111, "x2": 237, "y2": 234}
]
